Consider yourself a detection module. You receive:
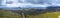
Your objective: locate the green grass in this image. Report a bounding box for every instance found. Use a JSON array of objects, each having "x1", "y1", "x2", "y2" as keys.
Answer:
[
  {"x1": 0, "y1": 10, "x2": 60, "y2": 18},
  {"x1": 27, "y1": 11, "x2": 60, "y2": 18},
  {"x1": 0, "y1": 10, "x2": 21, "y2": 18}
]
